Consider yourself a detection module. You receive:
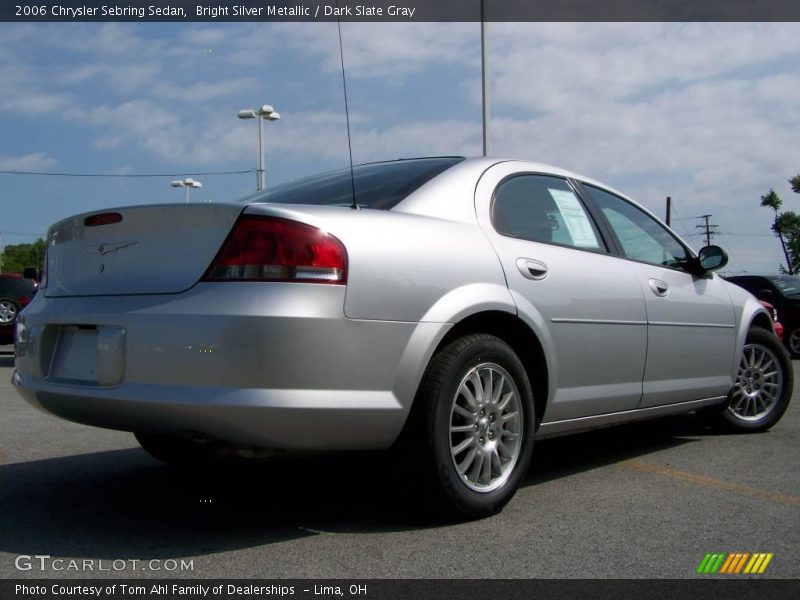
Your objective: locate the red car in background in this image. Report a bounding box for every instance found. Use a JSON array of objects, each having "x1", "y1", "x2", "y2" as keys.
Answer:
[
  {"x1": 0, "y1": 272, "x2": 38, "y2": 345},
  {"x1": 759, "y1": 300, "x2": 784, "y2": 341}
]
